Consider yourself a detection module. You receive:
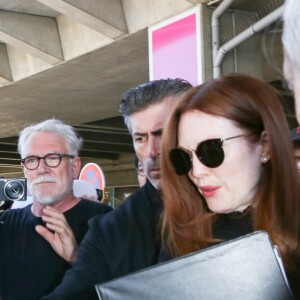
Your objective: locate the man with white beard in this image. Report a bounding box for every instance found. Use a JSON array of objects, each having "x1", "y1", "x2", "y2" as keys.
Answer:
[{"x1": 0, "y1": 119, "x2": 112, "y2": 300}]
